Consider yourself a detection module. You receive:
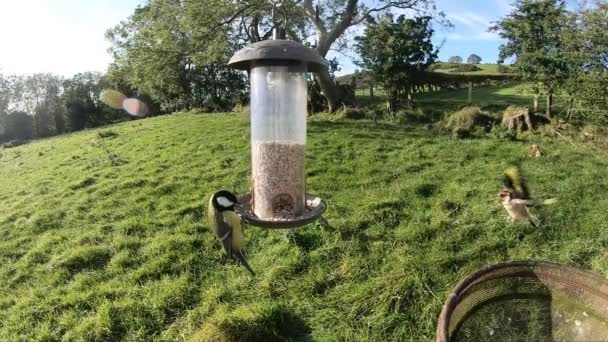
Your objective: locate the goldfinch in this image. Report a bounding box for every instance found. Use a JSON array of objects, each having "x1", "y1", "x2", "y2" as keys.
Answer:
[{"x1": 498, "y1": 166, "x2": 538, "y2": 227}]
